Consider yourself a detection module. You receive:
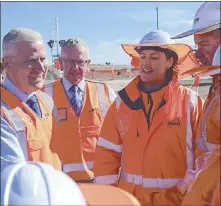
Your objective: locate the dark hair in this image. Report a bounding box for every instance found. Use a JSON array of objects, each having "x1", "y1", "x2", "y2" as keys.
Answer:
[{"x1": 135, "y1": 46, "x2": 179, "y2": 76}]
